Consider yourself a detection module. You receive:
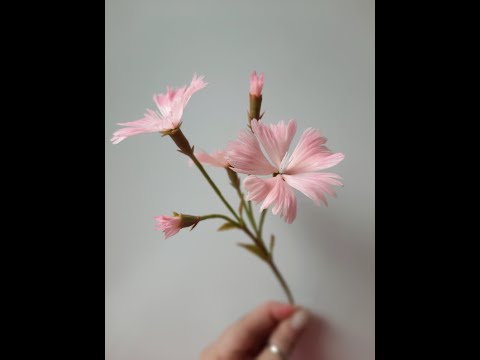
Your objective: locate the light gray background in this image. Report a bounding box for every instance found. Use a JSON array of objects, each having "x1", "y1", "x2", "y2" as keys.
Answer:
[{"x1": 105, "y1": 0, "x2": 374, "y2": 359}]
